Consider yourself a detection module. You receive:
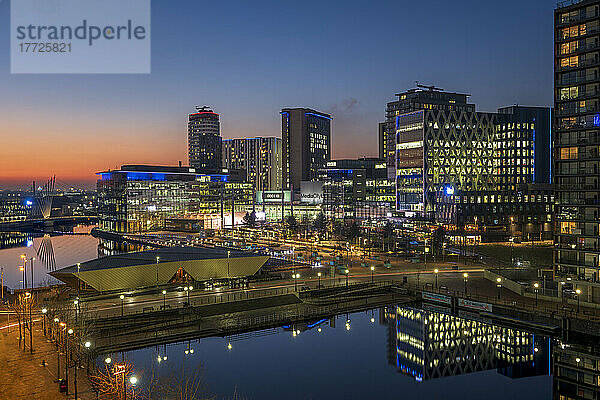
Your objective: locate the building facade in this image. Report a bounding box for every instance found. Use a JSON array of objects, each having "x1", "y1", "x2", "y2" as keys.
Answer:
[
  {"x1": 97, "y1": 165, "x2": 252, "y2": 233},
  {"x1": 319, "y1": 158, "x2": 394, "y2": 221},
  {"x1": 281, "y1": 108, "x2": 331, "y2": 190},
  {"x1": 379, "y1": 122, "x2": 387, "y2": 160},
  {"x1": 394, "y1": 100, "x2": 552, "y2": 239},
  {"x1": 222, "y1": 137, "x2": 282, "y2": 191},
  {"x1": 385, "y1": 86, "x2": 475, "y2": 179},
  {"x1": 555, "y1": 0, "x2": 600, "y2": 303},
  {"x1": 188, "y1": 106, "x2": 222, "y2": 172}
]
